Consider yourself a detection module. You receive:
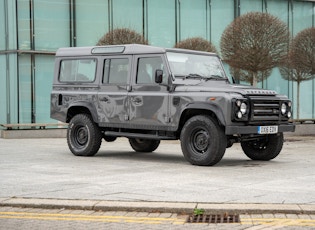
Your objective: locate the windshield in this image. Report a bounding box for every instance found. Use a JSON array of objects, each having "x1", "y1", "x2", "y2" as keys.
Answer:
[{"x1": 166, "y1": 52, "x2": 226, "y2": 80}]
